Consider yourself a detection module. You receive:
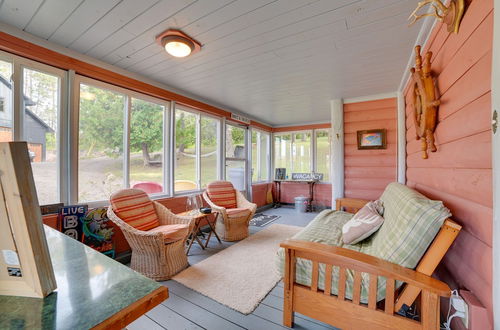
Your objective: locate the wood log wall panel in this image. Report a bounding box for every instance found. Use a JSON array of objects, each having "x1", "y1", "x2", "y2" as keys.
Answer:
[
  {"x1": 343, "y1": 98, "x2": 396, "y2": 112},
  {"x1": 407, "y1": 181, "x2": 492, "y2": 247},
  {"x1": 275, "y1": 183, "x2": 332, "y2": 206},
  {"x1": 406, "y1": 131, "x2": 491, "y2": 168},
  {"x1": 344, "y1": 130, "x2": 397, "y2": 145},
  {"x1": 343, "y1": 98, "x2": 397, "y2": 200},
  {"x1": 407, "y1": 168, "x2": 492, "y2": 207},
  {"x1": 344, "y1": 167, "x2": 396, "y2": 179},
  {"x1": 343, "y1": 108, "x2": 397, "y2": 122},
  {"x1": 404, "y1": 0, "x2": 493, "y2": 322},
  {"x1": 252, "y1": 183, "x2": 272, "y2": 207}
]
